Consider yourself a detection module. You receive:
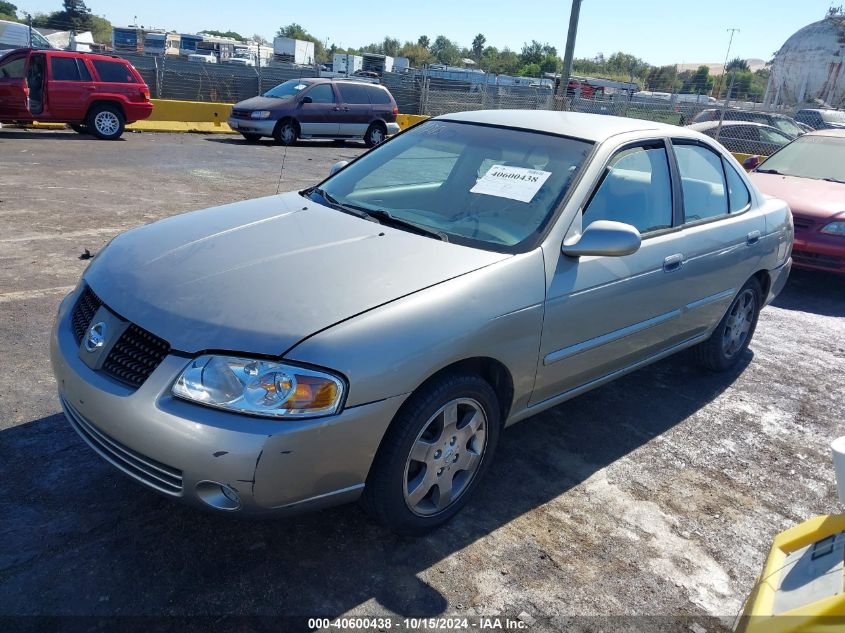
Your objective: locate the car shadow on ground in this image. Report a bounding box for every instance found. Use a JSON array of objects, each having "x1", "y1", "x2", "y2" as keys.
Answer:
[
  {"x1": 0, "y1": 129, "x2": 112, "y2": 141},
  {"x1": 0, "y1": 352, "x2": 750, "y2": 617},
  {"x1": 203, "y1": 136, "x2": 367, "y2": 149},
  {"x1": 772, "y1": 268, "x2": 845, "y2": 318}
]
